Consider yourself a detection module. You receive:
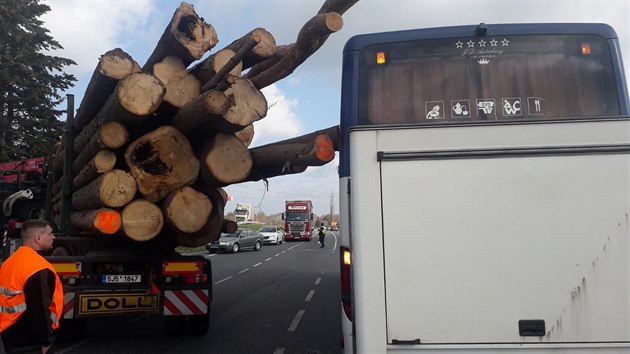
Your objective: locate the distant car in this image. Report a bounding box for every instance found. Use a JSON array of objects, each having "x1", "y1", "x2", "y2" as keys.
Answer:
[
  {"x1": 206, "y1": 230, "x2": 263, "y2": 253},
  {"x1": 259, "y1": 226, "x2": 284, "y2": 245}
]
